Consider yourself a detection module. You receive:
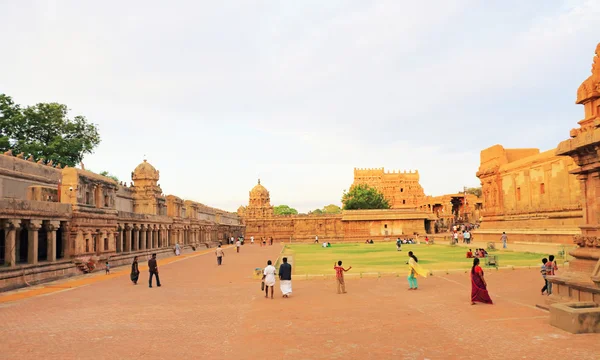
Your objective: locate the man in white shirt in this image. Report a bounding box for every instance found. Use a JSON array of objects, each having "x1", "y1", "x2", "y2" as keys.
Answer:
[
  {"x1": 236, "y1": 239, "x2": 241, "y2": 253},
  {"x1": 250, "y1": 236, "x2": 254, "y2": 245}
]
